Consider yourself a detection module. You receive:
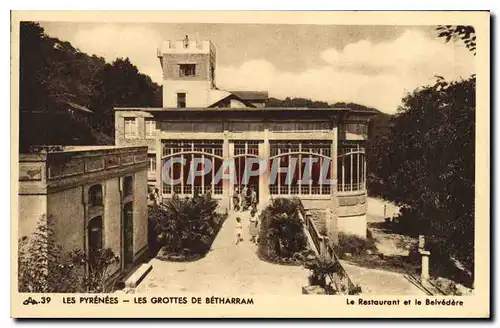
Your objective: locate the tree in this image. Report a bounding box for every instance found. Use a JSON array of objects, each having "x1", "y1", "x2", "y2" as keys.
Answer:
[
  {"x1": 19, "y1": 21, "x2": 162, "y2": 148},
  {"x1": 436, "y1": 25, "x2": 476, "y2": 54},
  {"x1": 376, "y1": 76, "x2": 475, "y2": 275}
]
